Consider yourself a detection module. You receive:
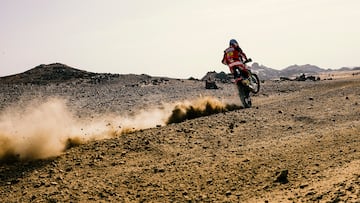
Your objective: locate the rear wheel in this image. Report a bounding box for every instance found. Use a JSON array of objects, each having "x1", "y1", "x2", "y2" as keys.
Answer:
[{"x1": 237, "y1": 83, "x2": 252, "y2": 108}]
